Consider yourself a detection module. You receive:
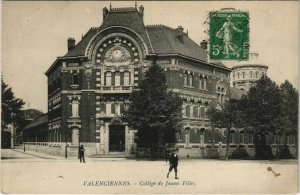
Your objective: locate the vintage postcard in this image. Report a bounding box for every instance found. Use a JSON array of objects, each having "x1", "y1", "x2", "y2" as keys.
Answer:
[{"x1": 1, "y1": 1, "x2": 298, "y2": 194}]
